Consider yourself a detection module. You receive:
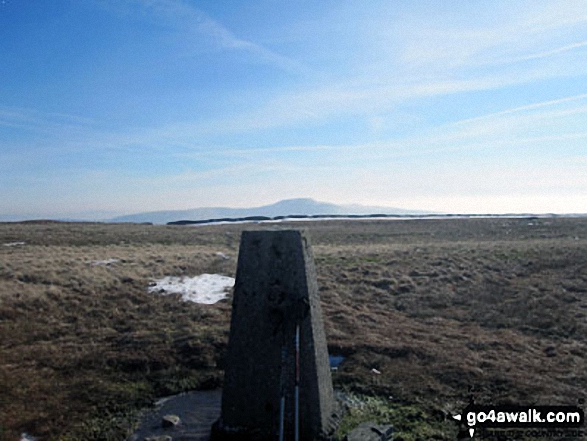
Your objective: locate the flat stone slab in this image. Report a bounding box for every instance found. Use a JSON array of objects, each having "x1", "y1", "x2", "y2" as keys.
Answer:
[
  {"x1": 127, "y1": 390, "x2": 221, "y2": 441},
  {"x1": 128, "y1": 389, "x2": 351, "y2": 441}
]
